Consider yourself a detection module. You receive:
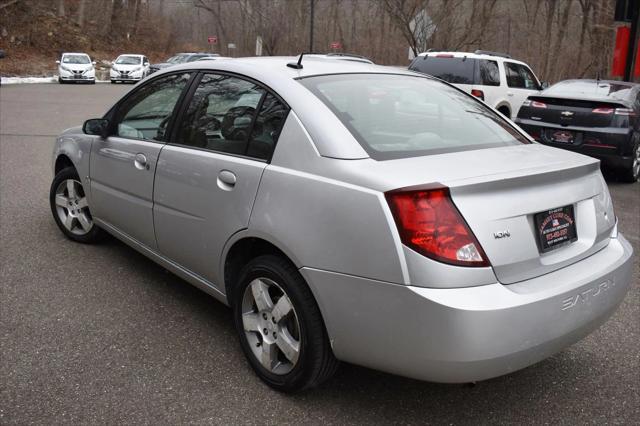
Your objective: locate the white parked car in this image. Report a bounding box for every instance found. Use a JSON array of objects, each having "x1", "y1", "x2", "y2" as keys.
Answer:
[
  {"x1": 409, "y1": 50, "x2": 546, "y2": 119},
  {"x1": 110, "y1": 54, "x2": 150, "y2": 84},
  {"x1": 57, "y1": 52, "x2": 96, "y2": 84}
]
